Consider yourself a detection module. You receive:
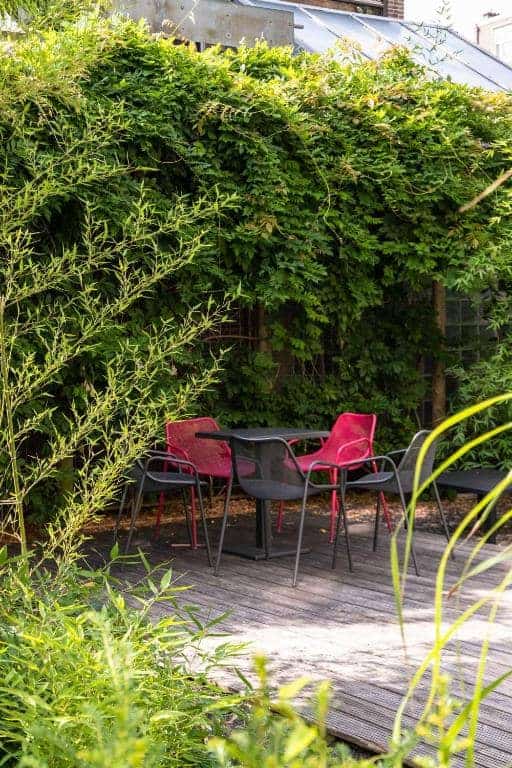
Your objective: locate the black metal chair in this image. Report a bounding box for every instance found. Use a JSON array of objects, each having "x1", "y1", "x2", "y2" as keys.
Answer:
[
  {"x1": 332, "y1": 430, "x2": 451, "y2": 576},
  {"x1": 215, "y1": 436, "x2": 352, "y2": 587},
  {"x1": 115, "y1": 450, "x2": 212, "y2": 565}
]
